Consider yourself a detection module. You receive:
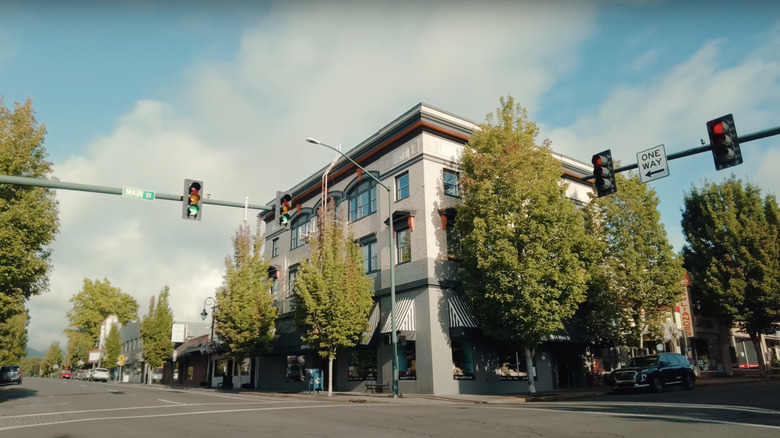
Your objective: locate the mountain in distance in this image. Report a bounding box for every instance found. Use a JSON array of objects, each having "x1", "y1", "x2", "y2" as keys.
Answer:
[{"x1": 27, "y1": 347, "x2": 45, "y2": 358}]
